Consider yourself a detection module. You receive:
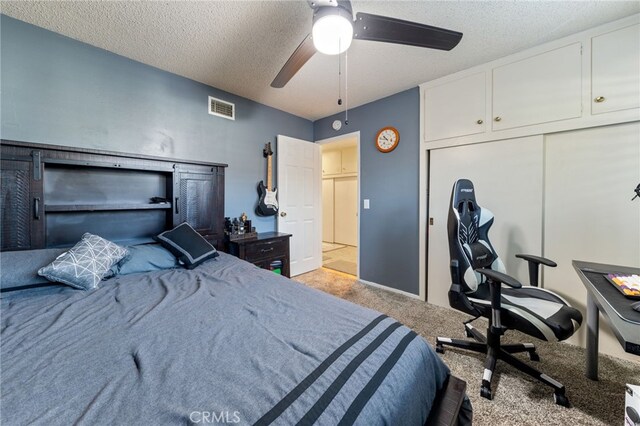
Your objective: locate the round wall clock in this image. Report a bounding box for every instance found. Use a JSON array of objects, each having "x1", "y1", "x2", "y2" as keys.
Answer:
[
  {"x1": 332, "y1": 120, "x2": 342, "y2": 131},
  {"x1": 375, "y1": 126, "x2": 399, "y2": 153}
]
